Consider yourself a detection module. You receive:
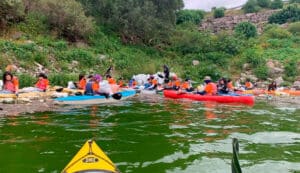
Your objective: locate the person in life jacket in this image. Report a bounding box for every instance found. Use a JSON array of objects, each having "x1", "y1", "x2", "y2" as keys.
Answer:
[
  {"x1": 106, "y1": 75, "x2": 116, "y2": 85},
  {"x1": 181, "y1": 78, "x2": 193, "y2": 92},
  {"x1": 227, "y1": 78, "x2": 234, "y2": 92},
  {"x1": 245, "y1": 79, "x2": 254, "y2": 90},
  {"x1": 268, "y1": 81, "x2": 277, "y2": 91},
  {"x1": 197, "y1": 76, "x2": 217, "y2": 95},
  {"x1": 1, "y1": 71, "x2": 19, "y2": 94},
  {"x1": 168, "y1": 76, "x2": 181, "y2": 90},
  {"x1": 85, "y1": 74, "x2": 109, "y2": 98},
  {"x1": 35, "y1": 73, "x2": 49, "y2": 92},
  {"x1": 77, "y1": 74, "x2": 86, "y2": 90},
  {"x1": 217, "y1": 78, "x2": 229, "y2": 94},
  {"x1": 129, "y1": 78, "x2": 137, "y2": 88},
  {"x1": 118, "y1": 77, "x2": 124, "y2": 87},
  {"x1": 147, "y1": 76, "x2": 158, "y2": 90}
]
